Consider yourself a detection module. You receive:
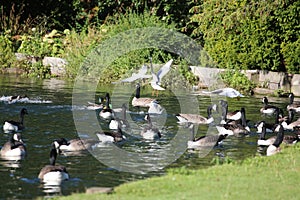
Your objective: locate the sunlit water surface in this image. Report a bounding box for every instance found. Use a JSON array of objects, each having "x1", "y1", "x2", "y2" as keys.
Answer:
[{"x1": 0, "y1": 74, "x2": 295, "y2": 199}]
